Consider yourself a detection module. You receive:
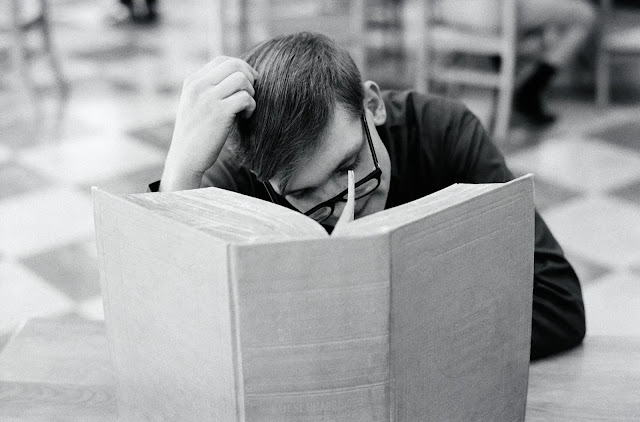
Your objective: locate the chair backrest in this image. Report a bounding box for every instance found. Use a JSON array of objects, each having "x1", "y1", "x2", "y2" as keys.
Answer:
[
  {"x1": 215, "y1": 0, "x2": 367, "y2": 71},
  {"x1": 413, "y1": 0, "x2": 520, "y2": 141},
  {"x1": 600, "y1": 0, "x2": 640, "y2": 53},
  {"x1": 416, "y1": 0, "x2": 517, "y2": 91},
  {"x1": 263, "y1": 0, "x2": 367, "y2": 70},
  {"x1": 0, "y1": 0, "x2": 45, "y2": 27}
]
